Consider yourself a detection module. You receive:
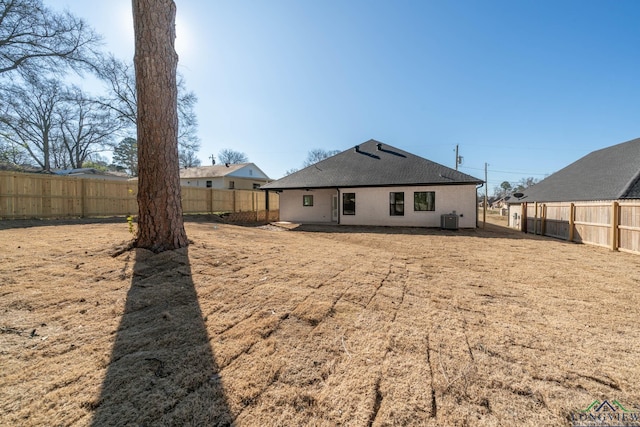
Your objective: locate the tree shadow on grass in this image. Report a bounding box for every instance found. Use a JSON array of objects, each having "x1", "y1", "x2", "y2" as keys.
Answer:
[{"x1": 91, "y1": 247, "x2": 233, "y2": 426}]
